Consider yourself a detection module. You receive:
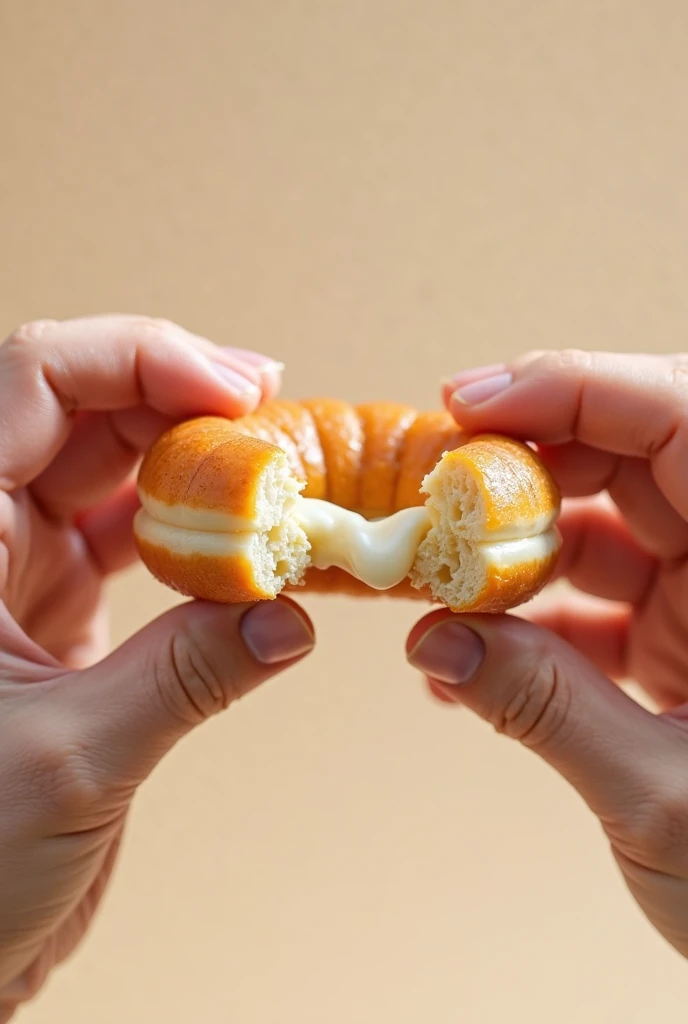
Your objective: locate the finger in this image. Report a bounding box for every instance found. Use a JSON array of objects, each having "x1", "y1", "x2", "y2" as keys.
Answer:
[
  {"x1": 518, "y1": 593, "x2": 630, "y2": 679},
  {"x1": 626, "y1": 573, "x2": 688, "y2": 712},
  {"x1": 426, "y1": 678, "x2": 463, "y2": 704},
  {"x1": 158, "y1": 327, "x2": 284, "y2": 400},
  {"x1": 218, "y1": 346, "x2": 284, "y2": 401},
  {"x1": 75, "y1": 478, "x2": 141, "y2": 576},
  {"x1": 607, "y1": 458, "x2": 688, "y2": 559},
  {"x1": 30, "y1": 342, "x2": 285, "y2": 517},
  {"x1": 30, "y1": 411, "x2": 142, "y2": 515},
  {"x1": 49, "y1": 598, "x2": 315, "y2": 806},
  {"x1": 554, "y1": 498, "x2": 657, "y2": 604},
  {"x1": 0, "y1": 315, "x2": 284, "y2": 493},
  {"x1": 538, "y1": 443, "x2": 688, "y2": 560},
  {"x1": 443, "y1": 350, "x2": 688, "y2": 520},
  {"x1": 405, "y1": 610, "x2": 688, "y2": 860},
  {"x1": 31, "y1": 404, "x2": 172, "y2": 520},
  {"x1": 15, "y1": 525, "x2": 103, "y2": 664},
  {"x1": 53, "y1": 598, "x2": 111, "y2": 671},
  {"x1": 440, "y1": 363, "x2": 508, "y2": 407}
]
